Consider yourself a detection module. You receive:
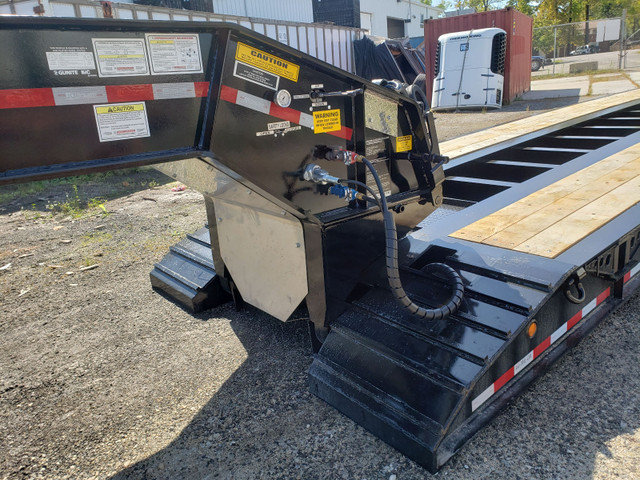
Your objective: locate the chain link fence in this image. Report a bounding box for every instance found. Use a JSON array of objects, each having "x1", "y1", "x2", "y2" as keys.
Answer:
[{"x1": 532, "y1": 13, "x2": 640, "y2": 76}]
